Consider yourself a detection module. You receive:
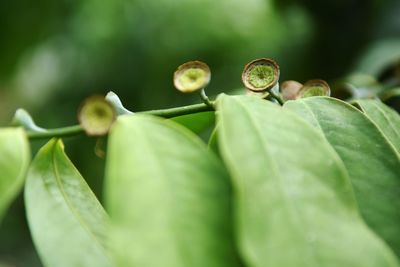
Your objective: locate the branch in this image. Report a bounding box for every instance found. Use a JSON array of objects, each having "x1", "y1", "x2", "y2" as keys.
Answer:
[{"x1": 26, "y1": 102, "x2": 214, "y2": 140}]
